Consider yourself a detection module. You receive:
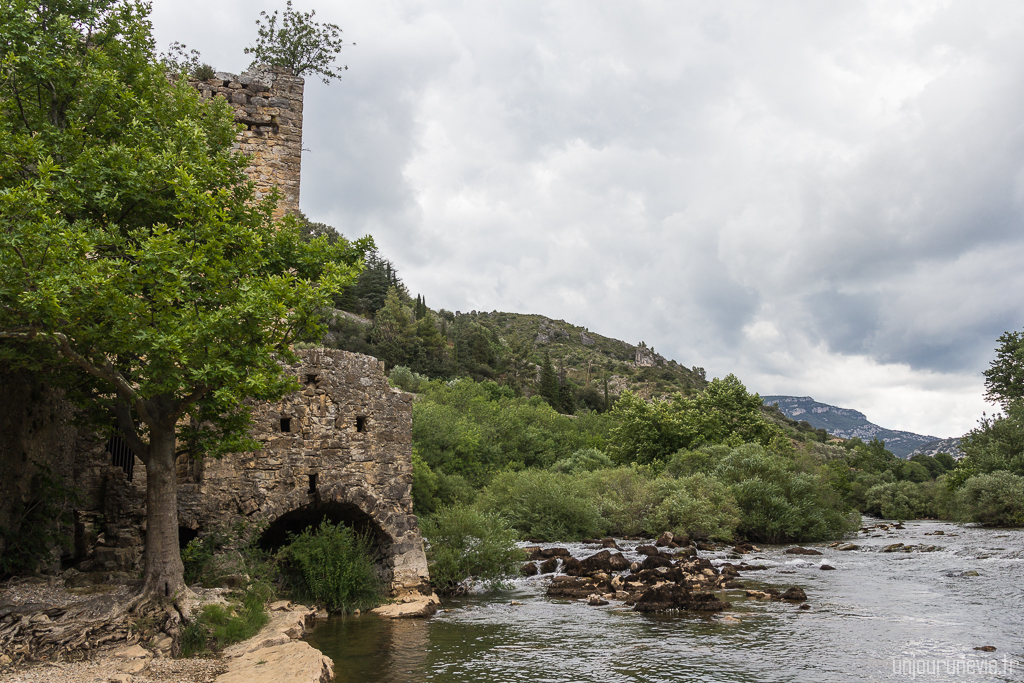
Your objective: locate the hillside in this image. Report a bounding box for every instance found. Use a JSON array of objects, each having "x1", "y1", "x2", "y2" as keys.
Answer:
[
  {"x1": 910, "y1": 437, "x2": 964, "y2": 459},
  {"x1": 761, "y1": 395, "x2": 950, "y2": 458},
  {"x1": 458, "y1": 311, "x2": 708, "y2": 399}
]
